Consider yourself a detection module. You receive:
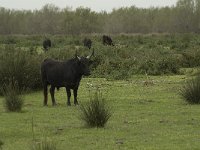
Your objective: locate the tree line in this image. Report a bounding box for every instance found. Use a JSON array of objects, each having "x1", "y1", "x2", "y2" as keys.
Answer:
[{"x1": 0, "y1": 0, "x2": 200, "y2": 34}]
